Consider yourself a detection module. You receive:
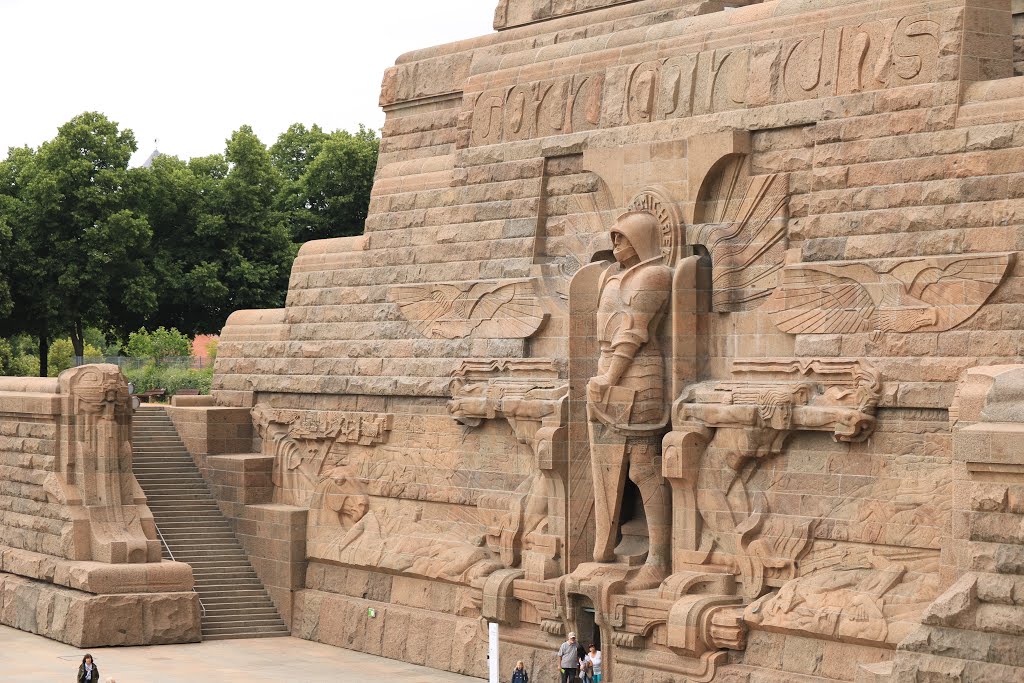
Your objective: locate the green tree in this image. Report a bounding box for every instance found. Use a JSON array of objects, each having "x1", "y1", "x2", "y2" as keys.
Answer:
[
  {"x1": 273, "y1": 124, "x2": 378, "y2": 243},
  {"x1": 270, "y1": 123, "x2": 329, "y2": 183},
  {"x1": 132, "y1": 128, "x2": 294, "y2": 335},
  {"x1": 0, "y1": 338, "x2": 12, "y2": 375},
  {"x1": 5, "y1": 113, "x2": 156, "y2": 371},
  {"x1": 211, "y1": 126, "x2": 294, "y2": 322},
  {"x1": 0, "y1": 145, "x2": 58, "y2": 374}
]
